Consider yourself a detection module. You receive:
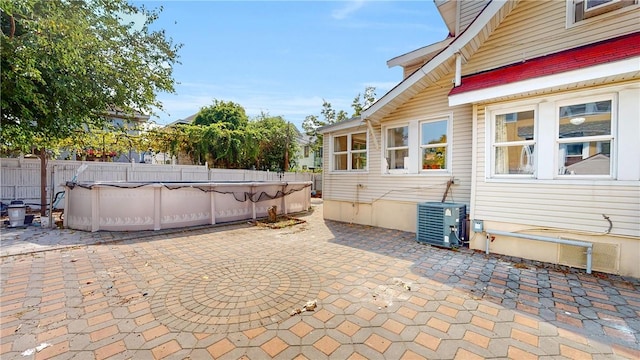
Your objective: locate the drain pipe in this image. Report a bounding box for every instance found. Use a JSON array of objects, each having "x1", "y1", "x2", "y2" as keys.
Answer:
[{"x1": 486, "y1": 229, "x2": 593, "y2": 274}]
